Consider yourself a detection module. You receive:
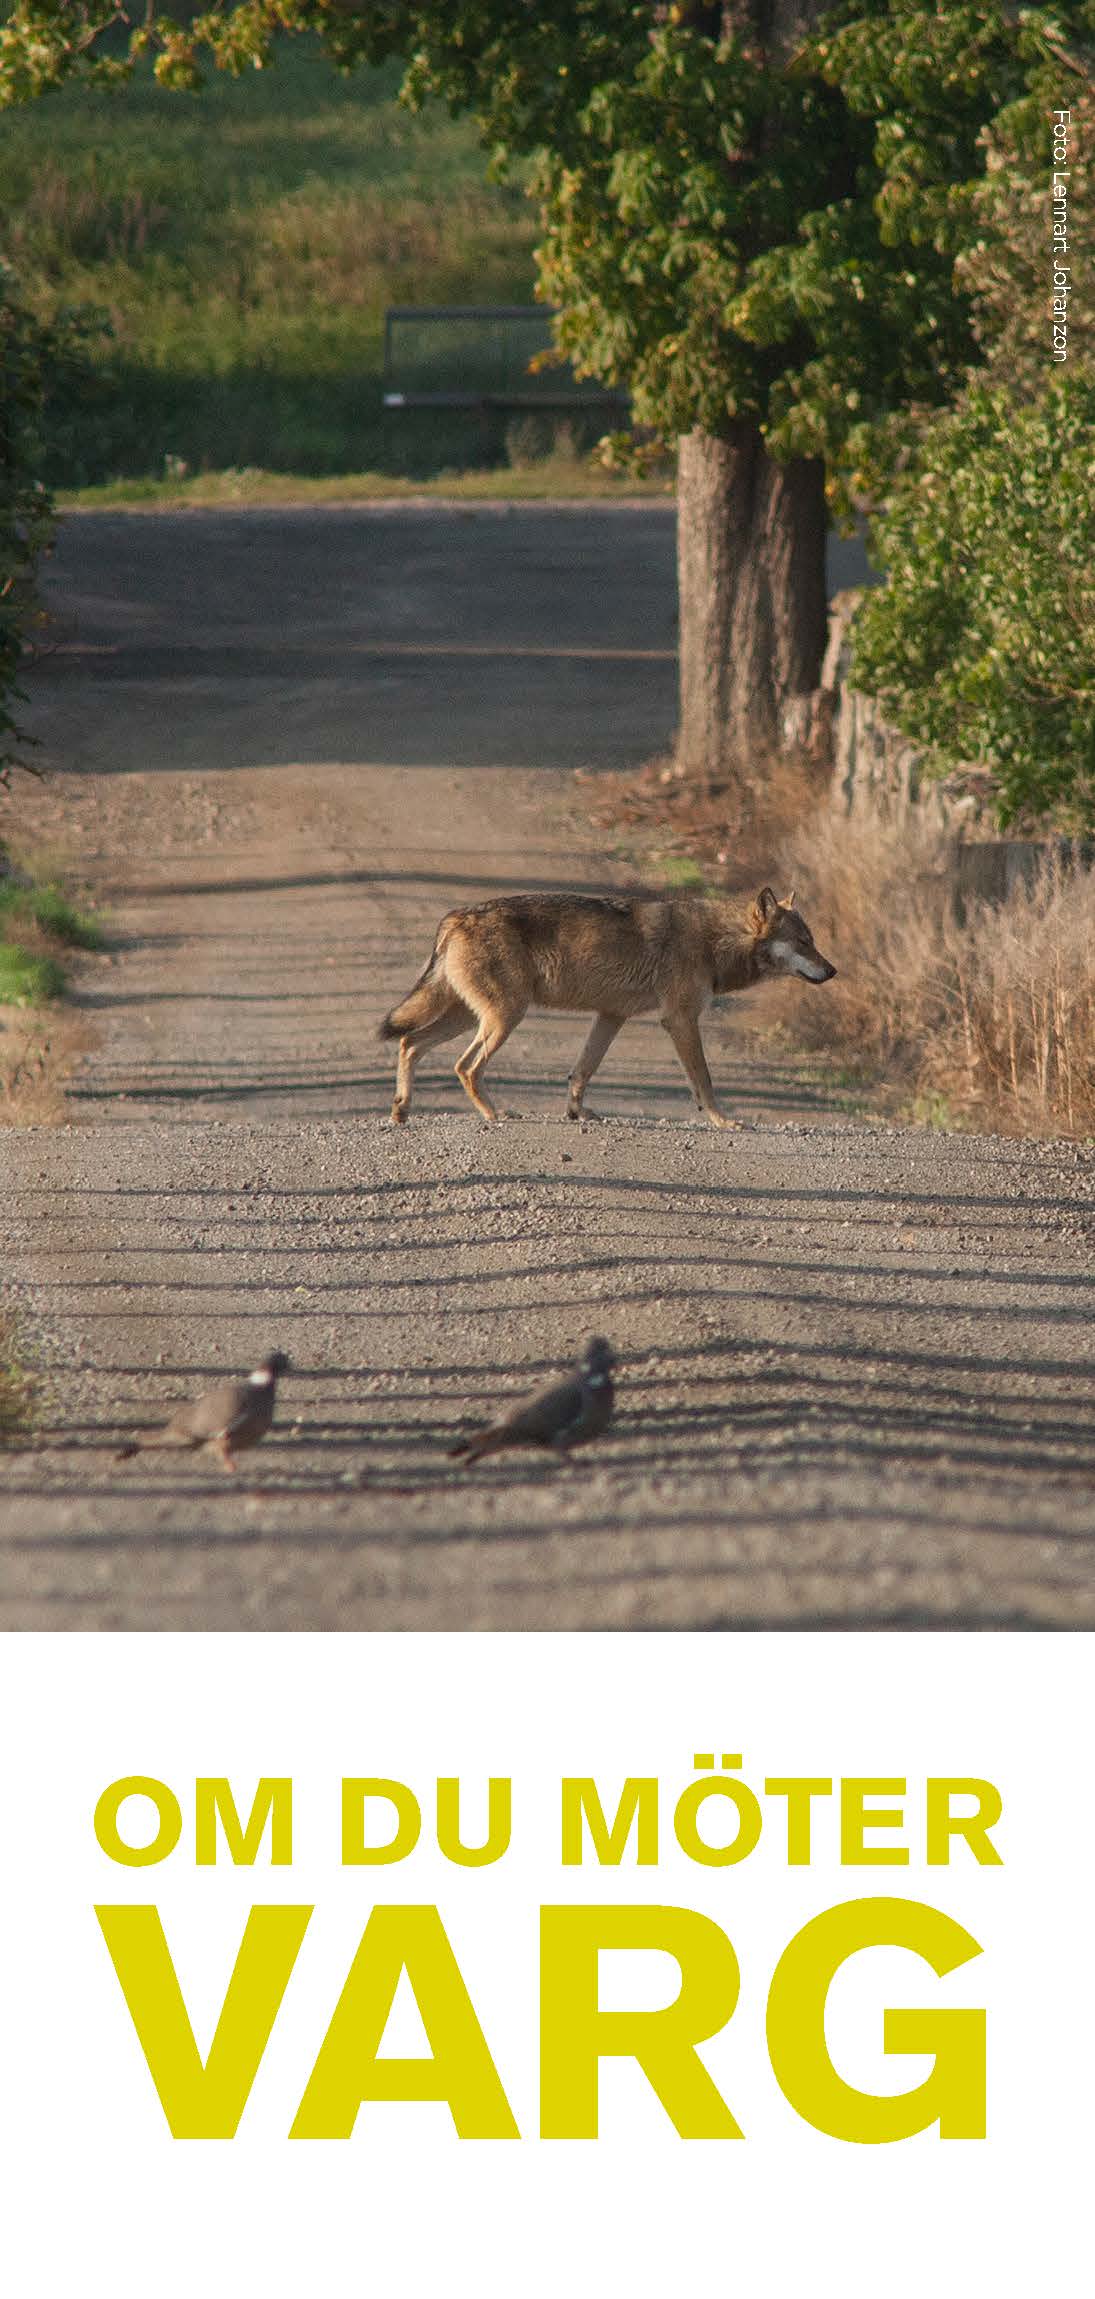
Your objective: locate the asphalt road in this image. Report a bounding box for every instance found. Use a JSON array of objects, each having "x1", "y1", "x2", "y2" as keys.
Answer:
[
  {"x1": 31, "y1": 502, "x2": 682, "y2": 775},
  {"x1": 2, "y1": 505, "x2": 1093, "y2": 1630}
]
